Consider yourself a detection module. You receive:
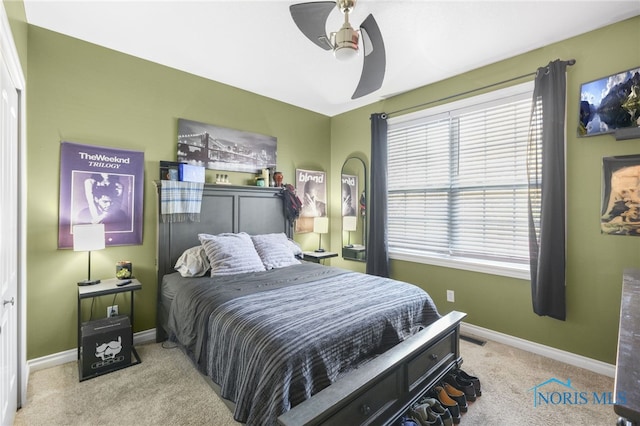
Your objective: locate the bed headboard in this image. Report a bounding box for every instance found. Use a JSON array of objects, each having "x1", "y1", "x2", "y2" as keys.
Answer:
[{"x1": 156, "y1": 182, "x2": 290, "y2": 278}]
